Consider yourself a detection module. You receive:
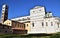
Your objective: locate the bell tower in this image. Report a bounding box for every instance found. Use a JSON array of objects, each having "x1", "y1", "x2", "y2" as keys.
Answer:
[{"x1": 1, "y1": 4, "x2": 8, "y2": 24}]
